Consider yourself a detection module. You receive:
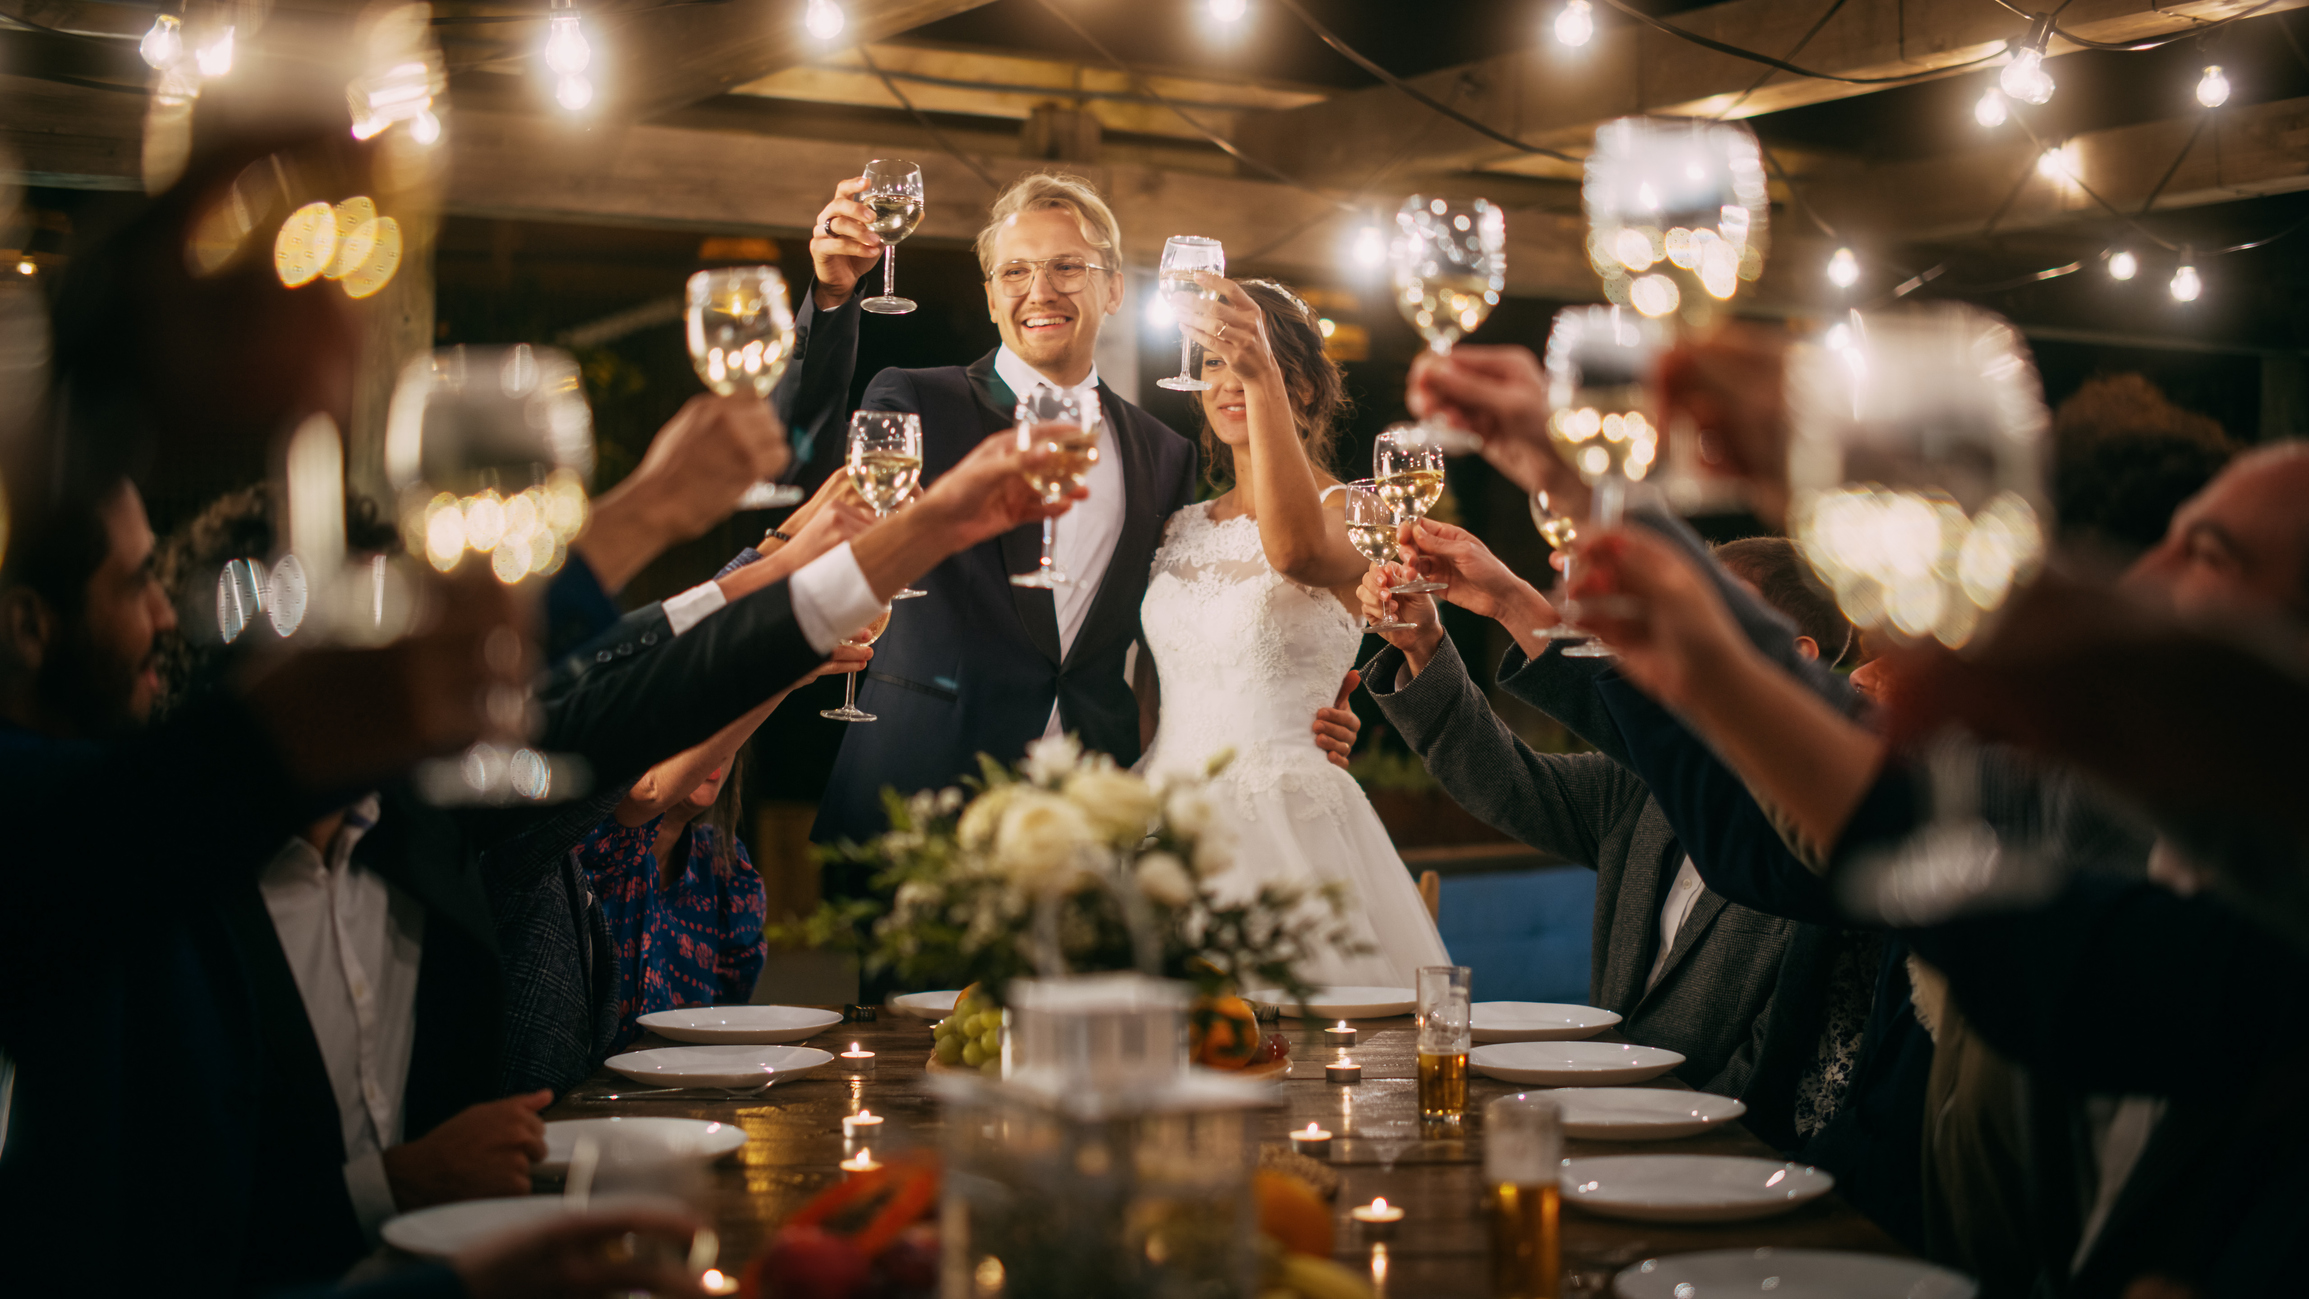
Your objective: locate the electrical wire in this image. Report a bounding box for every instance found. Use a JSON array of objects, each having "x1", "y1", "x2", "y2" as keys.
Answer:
[
  {"x1": 2138, "y1": 114, "x2": 2207, "y2": 215},
  {"x1": 1268, "y1": 0, "x2": 1579, "y2": 163},
  {"x1": 853, "y1": 42, "x2": 1003, "y2": 192},
  {"x1": 1715, "y1": 0, "x2": 1853, "y2": 119},
  {"x1": 1982, "y1": 0, "x2": 2288, "y2": 52},
  {"x1": 1591, "y1": 0, "x2": 2008, "y2": 83}
]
